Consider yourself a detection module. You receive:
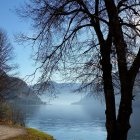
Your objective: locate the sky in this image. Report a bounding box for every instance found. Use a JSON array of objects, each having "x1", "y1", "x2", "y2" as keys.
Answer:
[
  {"x1": 0, "y1": 0, "x2": 89, "y2": 84},
  {"x1": 0, "y1": 0, "x2": 36, "y2": 80},
  {"x1": 0, "y1": 0, "x2": 62, "y2": 84}
]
